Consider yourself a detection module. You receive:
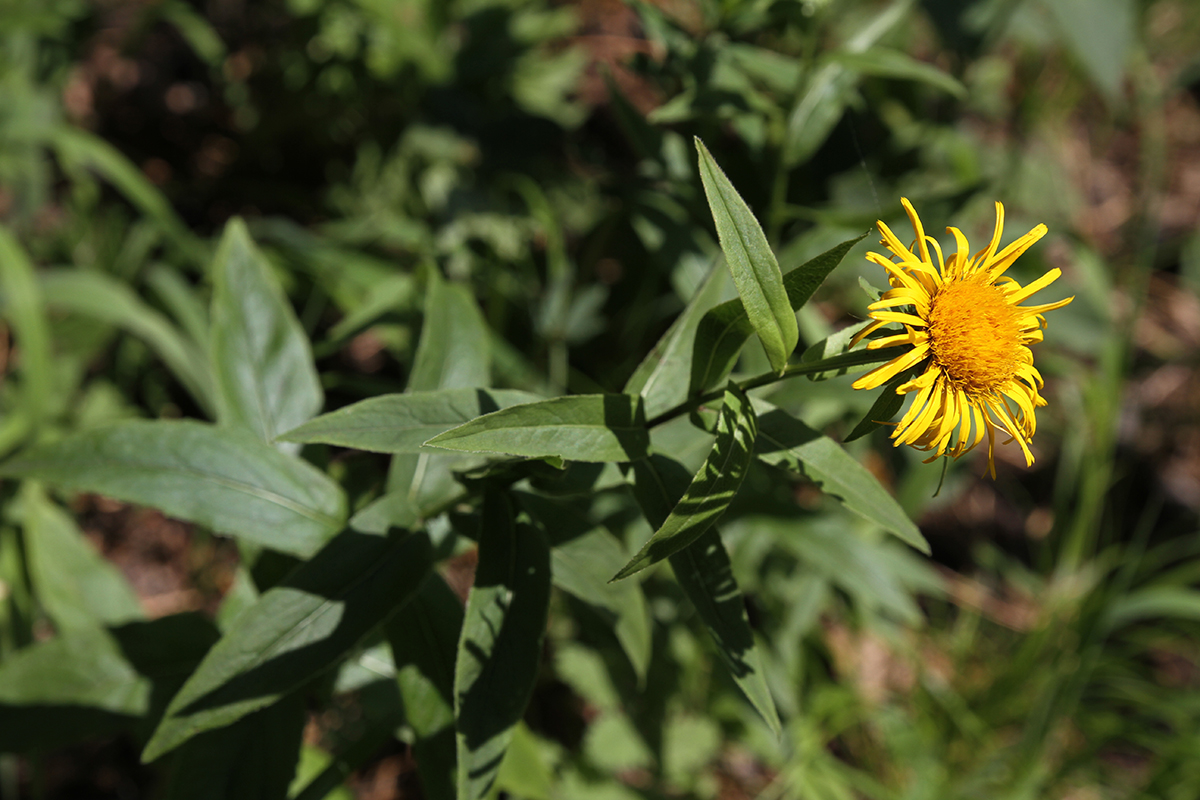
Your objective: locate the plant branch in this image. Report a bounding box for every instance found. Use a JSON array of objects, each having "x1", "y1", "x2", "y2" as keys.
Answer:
[{"x1": 645, "y1": 347, "x2": 896, "y2": 429}]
